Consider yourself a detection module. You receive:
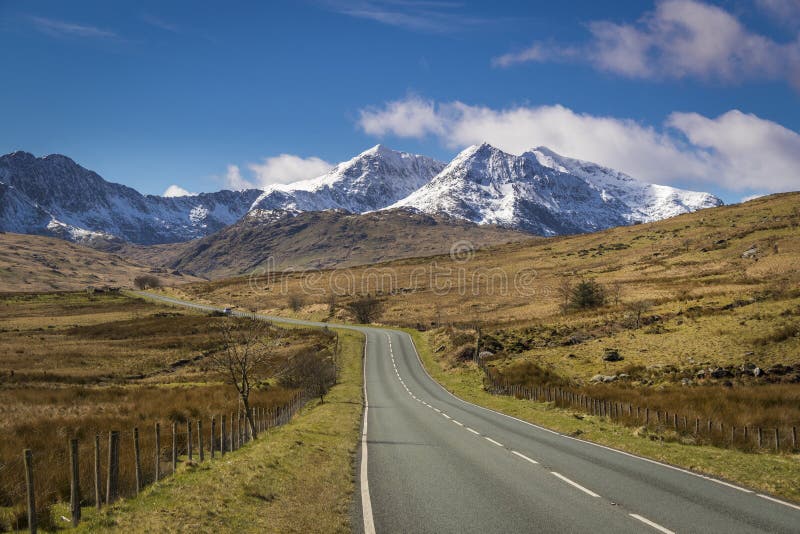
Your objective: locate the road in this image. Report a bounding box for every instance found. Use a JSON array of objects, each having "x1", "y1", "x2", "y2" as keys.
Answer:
[{"x1": 138, "y1": 292, "x2": 800, "y2": 533}]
